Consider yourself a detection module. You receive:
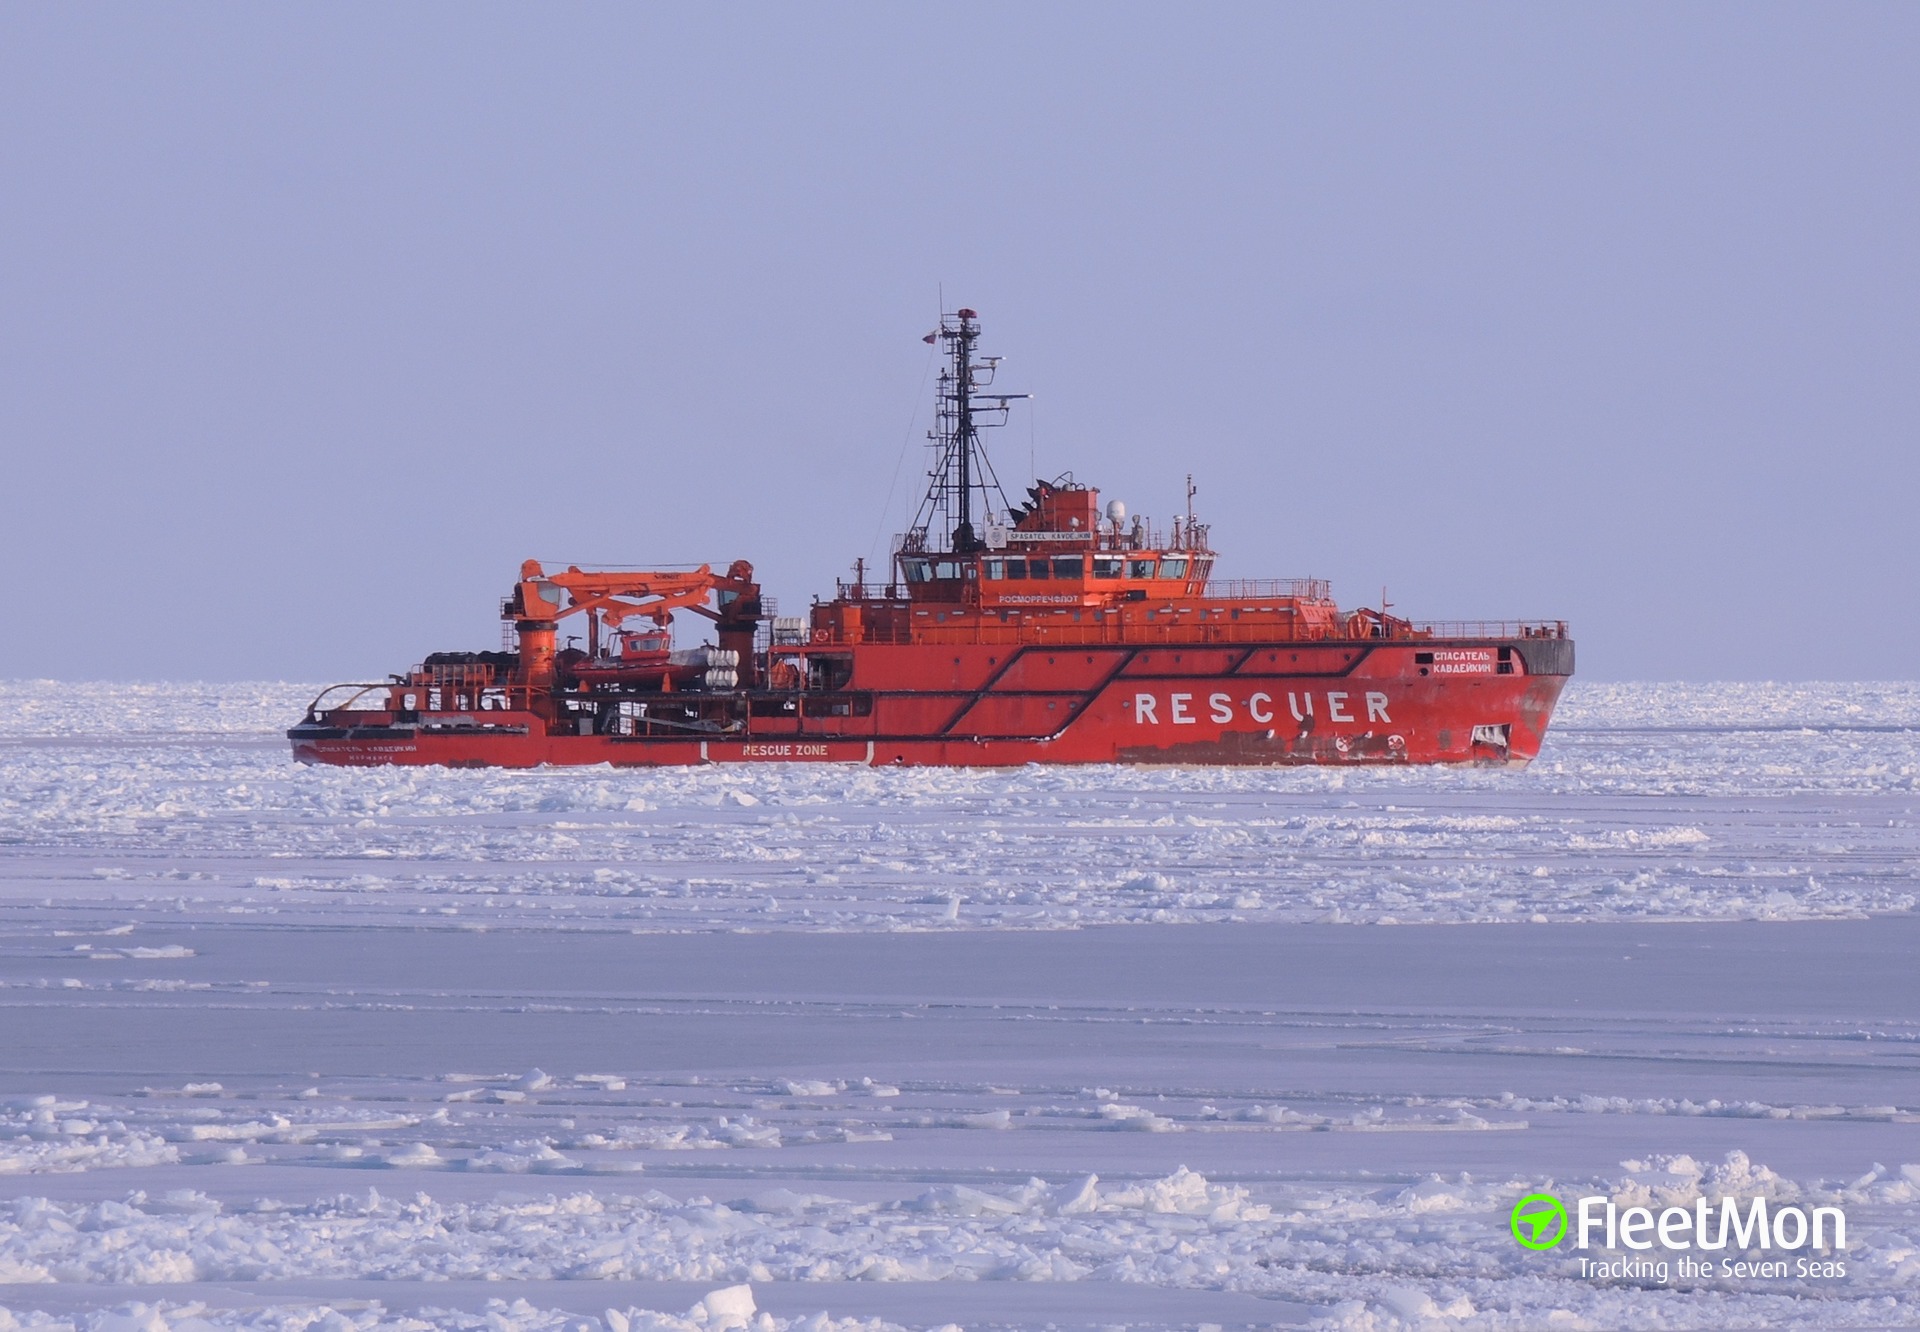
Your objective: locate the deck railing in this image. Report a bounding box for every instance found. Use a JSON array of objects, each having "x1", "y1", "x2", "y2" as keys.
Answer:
[
  {"x1": 1202, "y1": 578, "x2": 1332, "y2": 602},
  {"x1": 822, "y1": 615, "x2": 1567, "y2": 648},
  {"x1": 1410, "y1": 620, "x2": 1569, "y2": 639}
]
